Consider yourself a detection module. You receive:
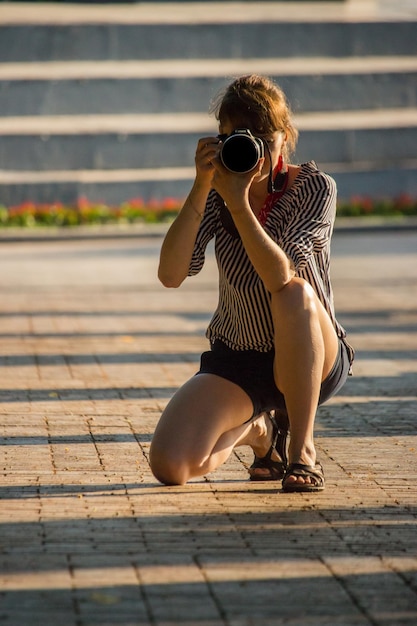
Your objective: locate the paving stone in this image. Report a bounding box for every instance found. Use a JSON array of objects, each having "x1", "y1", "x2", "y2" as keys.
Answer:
[{"x1": 0, "y1": 227, "x2": 416, "y2": 625}]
